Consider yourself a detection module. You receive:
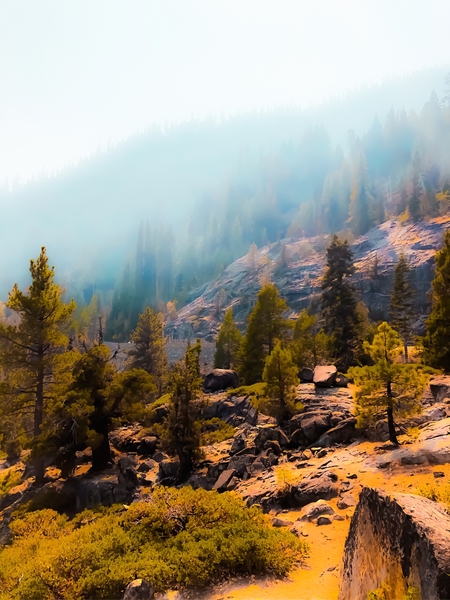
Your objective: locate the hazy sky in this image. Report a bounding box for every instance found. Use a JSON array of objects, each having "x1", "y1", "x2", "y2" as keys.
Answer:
[{"x1": 1, "y1": 0, "x2": 449, "y2": 183}]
